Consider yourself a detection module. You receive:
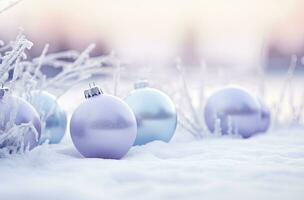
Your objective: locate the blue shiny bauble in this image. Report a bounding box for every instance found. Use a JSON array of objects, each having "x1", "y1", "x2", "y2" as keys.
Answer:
[
  {"x1": 0, "y1": 95, "x2": 41, "y2": 150},
  {"x1": 124, "y1": 87, "x2": 177, "y2": 145},
  {"x1": 204, "y1": 87, "x2": 261, "y2": 138},
  {"x1": 70, "y1": 91, "x2": 137, "y2": 159},
  {"x1": 256, "y1": 99, "x2": 271, "y2": 133},
  {"x1": 28, "y1": 91, "x2": 67, "y2": 144}
]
